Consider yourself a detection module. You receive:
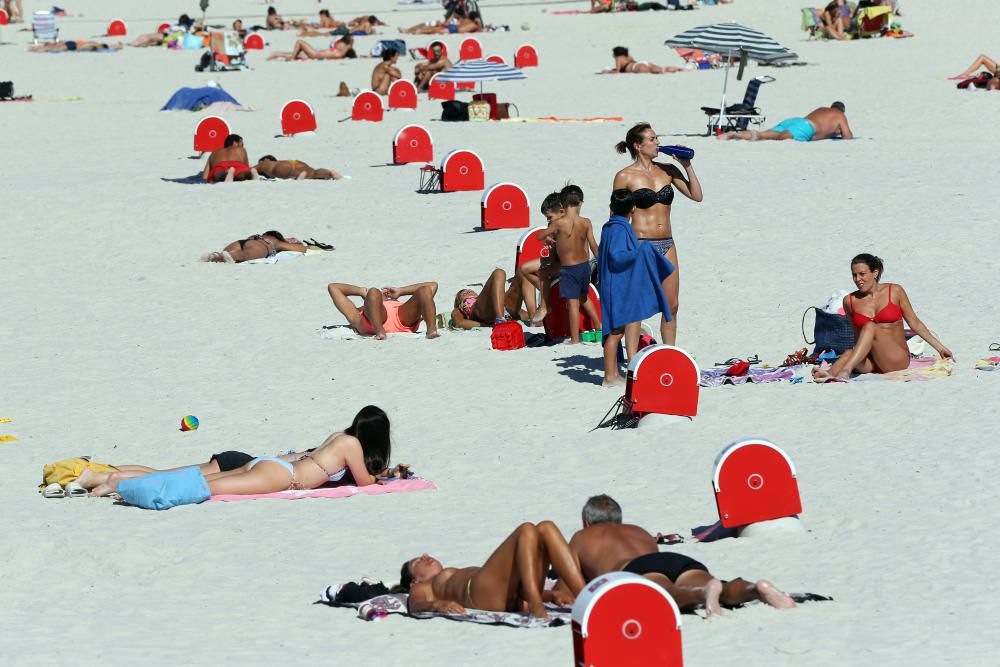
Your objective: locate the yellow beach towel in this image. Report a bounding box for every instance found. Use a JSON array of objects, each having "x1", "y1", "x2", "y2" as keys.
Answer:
[{"x1": 39, "y1": 458, "x2": 118, "y2": 491}]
